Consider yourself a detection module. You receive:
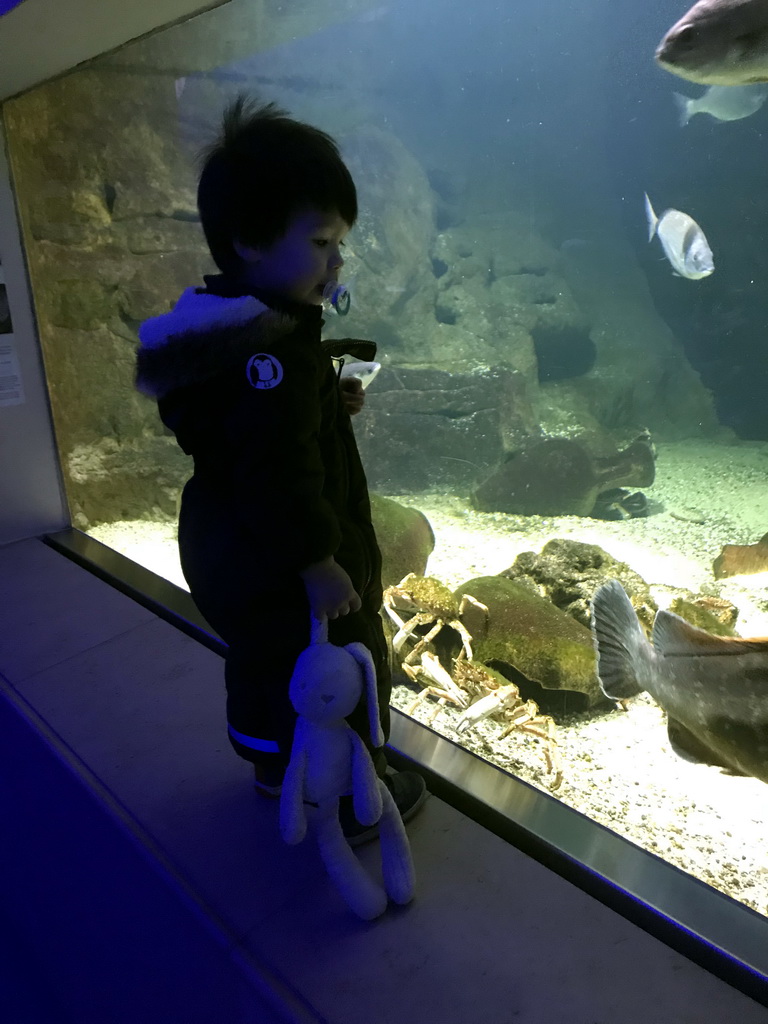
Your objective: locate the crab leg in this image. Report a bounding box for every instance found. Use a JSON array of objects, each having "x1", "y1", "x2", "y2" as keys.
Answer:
[
  {"x1": 406, "y1": 687, "x2": 459, "y2": 716},
  {"x1": 403, "y1": 652, "x2": 469, "y2": 716},
  {"x1": 384, "y1": 607, "x2": 408, "y2": 631},
  {"x1": 447, "y1": 618, "x2": 475, "y2": 662},
  {"x1": 455, "y1": 683, "x2": 521, "y2": 734},
  {"x1": 390, "y1": 611, "x2": 431, "y2": 654},
  {"x1": 499, "y1": 712, "x2": 563, "y2": 792},
  {"x1": 416, "y1": 652, "x2": 469, "y2": 708},
  {"x1": 458, "y1": 593, "x2": 490, "y2": 635},
  {"x1": 533, "y1": 722, "x2": 563, "y2": 791},
  {"x1": 402, "y1": 619, "x2": 451, "y2": 665}
]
